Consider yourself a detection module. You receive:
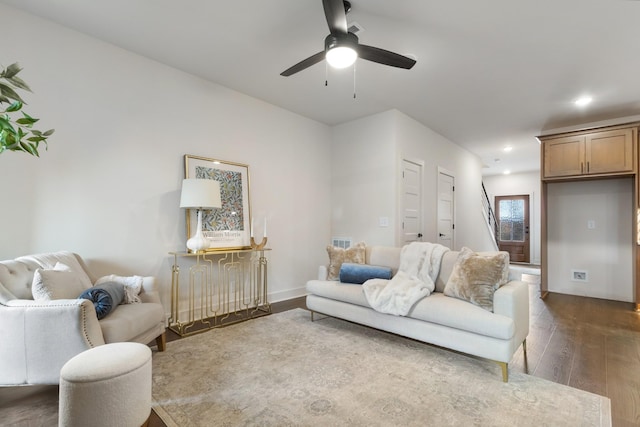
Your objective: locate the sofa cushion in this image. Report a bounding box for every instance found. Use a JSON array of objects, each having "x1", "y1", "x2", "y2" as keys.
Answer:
[
  {"x1": 339, "y1": 263, "x2": 393, "y2": 284},
  {"x1": 326, "y1": 242, "x2": 366, "y2": 281},
  {"x1": 444, "y1": 247, "x2": 510, "y2": 312},
  {"x1": 306, "y1": 280, "x2": 514, "y2": 340},
  {"x1": 307, "y1": 280, "x2": 371, "y2": 308},
  {"x1": 434, "y1": 251, "x2": 459, "y2": 293},
  {"x1": 99, "y1": 302, "x2": 165, "y2": 343},
  {"x1": 408, "y1": 293, "x2": 514, "y2": 340},
  {"x1": 366, "y1": 246, "x2": 401, "y2": 274}
]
